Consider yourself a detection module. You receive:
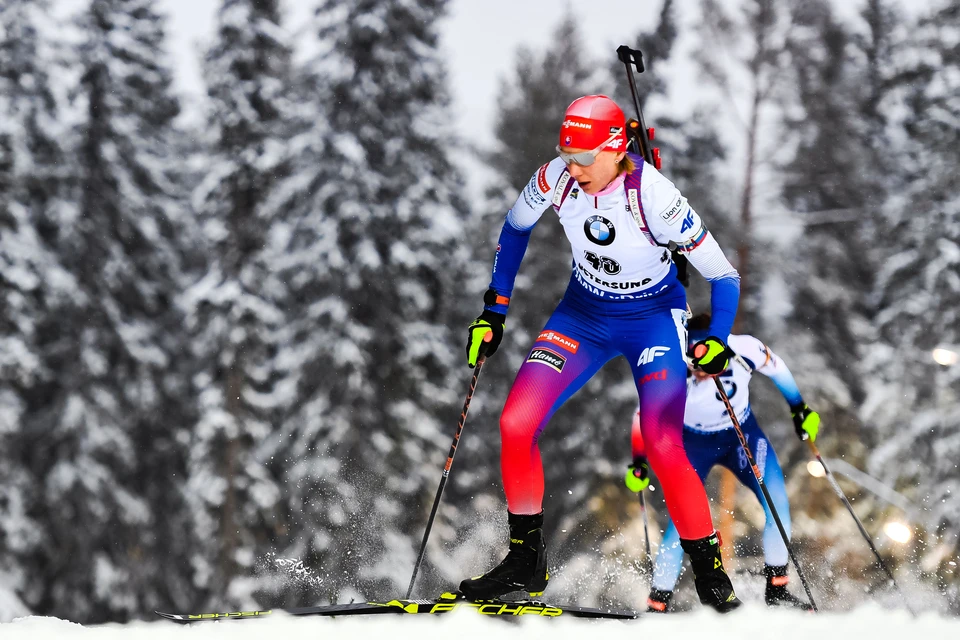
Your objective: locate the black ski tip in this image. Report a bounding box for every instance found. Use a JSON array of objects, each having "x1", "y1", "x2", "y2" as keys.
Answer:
[
  {"x1": 154, "y1": 609, "x2": 276, "y2": 622},
  {"x1": 154, "y1": 611, "x2": 189, "y2": 623}
]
